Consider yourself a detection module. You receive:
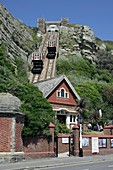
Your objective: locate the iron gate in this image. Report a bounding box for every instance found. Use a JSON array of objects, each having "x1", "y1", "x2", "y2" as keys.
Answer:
[{"x1": 54, "y1": 136, "x2": 74, "y2": 157}]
